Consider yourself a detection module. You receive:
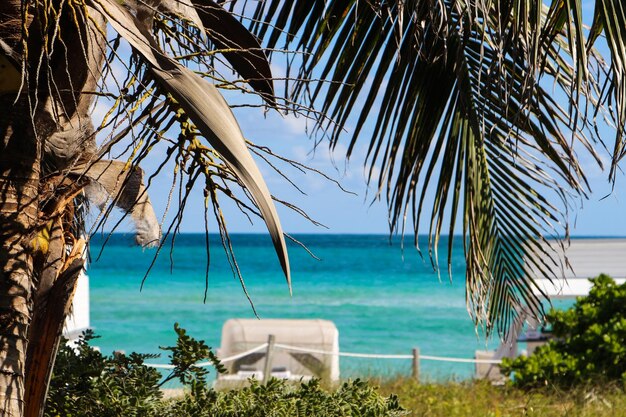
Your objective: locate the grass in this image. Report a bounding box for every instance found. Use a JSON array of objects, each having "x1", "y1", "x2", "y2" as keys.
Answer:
[
  {"x1": 374, "y1": 377, "x2": 626, "y2": 417},
  {"x1": 166, "y1": 376, "x2": 626, "y2": 416}
]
